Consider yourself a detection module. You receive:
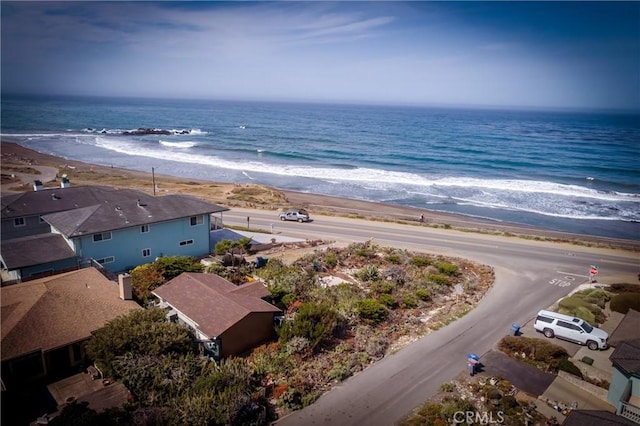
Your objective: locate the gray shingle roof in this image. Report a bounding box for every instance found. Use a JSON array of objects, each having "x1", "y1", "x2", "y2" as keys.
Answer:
[
  {"x1": 2, "y1": 186, "x2": 228, "y2": 236},
  {"x1": 563, "y1": 409, "x2": 638, "y2": 426},
  {"x1": 610, "y1": 338, "x2": 640, "y2": 377},
  {"x1": 1, "y1": 267, "x2": 141, "y2": 361},
  {"x1": 24, "y1": 188, "x2": 229, "y2": 237},
  {"x1": 2, "y1": 186, "x2": 145, "y2": 218},
  {"x1": 0, "y1": 233, "x2": 77, "y2": 269},
  {"x1": 152, "y1": 273, "x2": 280, "y2": 338}
]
